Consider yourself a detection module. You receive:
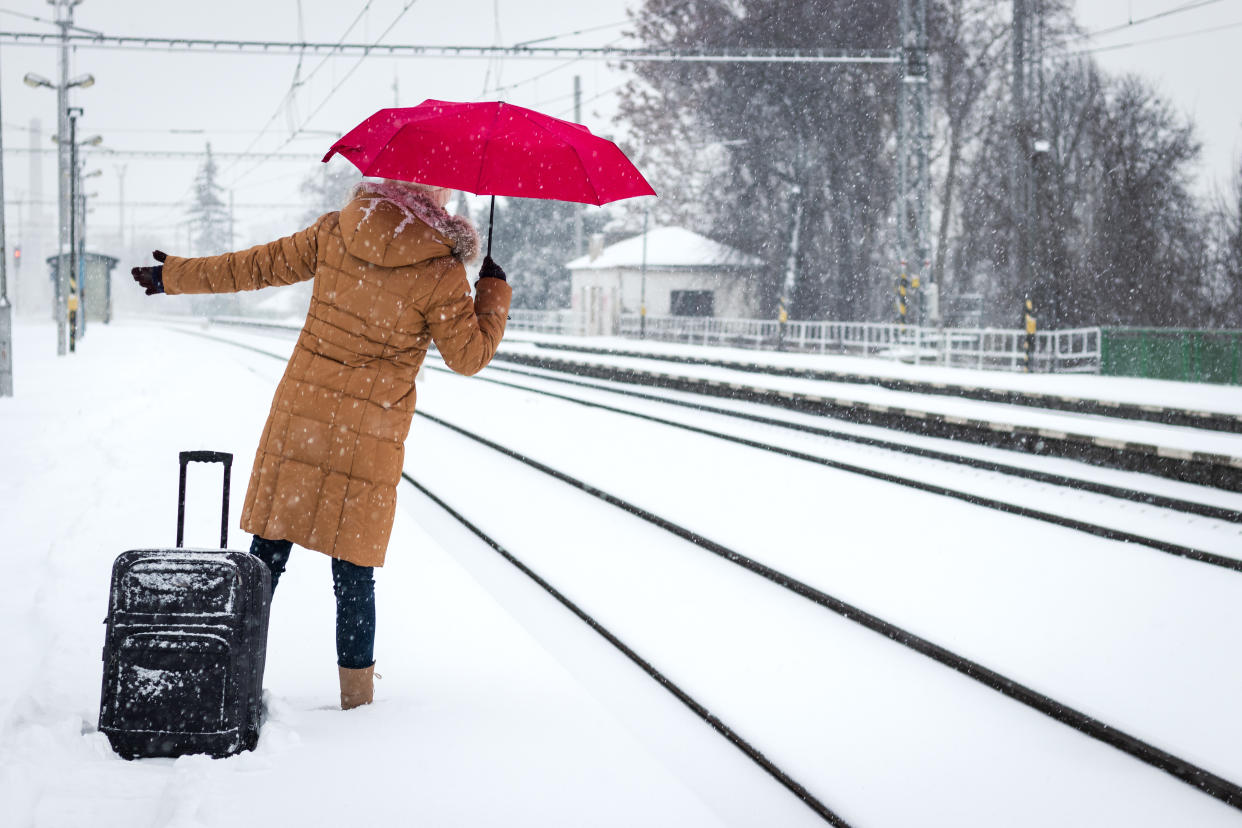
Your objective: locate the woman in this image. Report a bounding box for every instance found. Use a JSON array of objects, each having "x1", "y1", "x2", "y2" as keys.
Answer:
[{"x1": 131, "y1": 179, "x2": 511, "y2": 709}]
